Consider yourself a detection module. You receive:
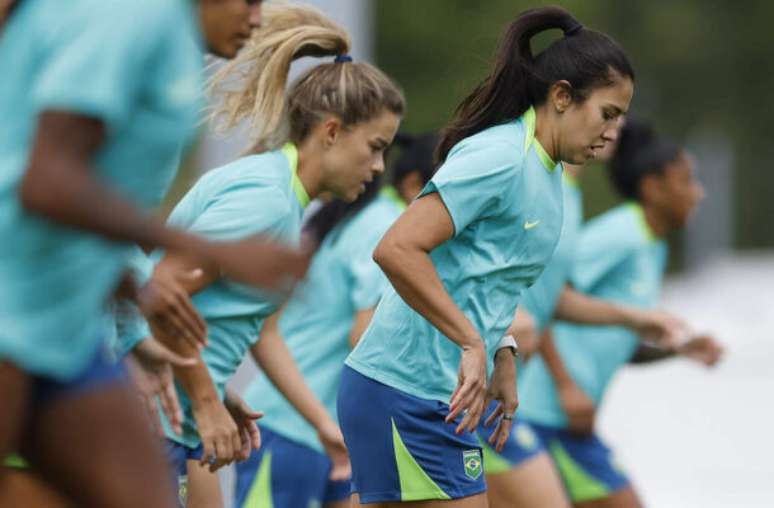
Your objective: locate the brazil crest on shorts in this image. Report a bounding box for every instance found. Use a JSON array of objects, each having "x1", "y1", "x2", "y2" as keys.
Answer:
[{"x1": 463, "y1": 449, "x2": 482, "y2": 480}]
